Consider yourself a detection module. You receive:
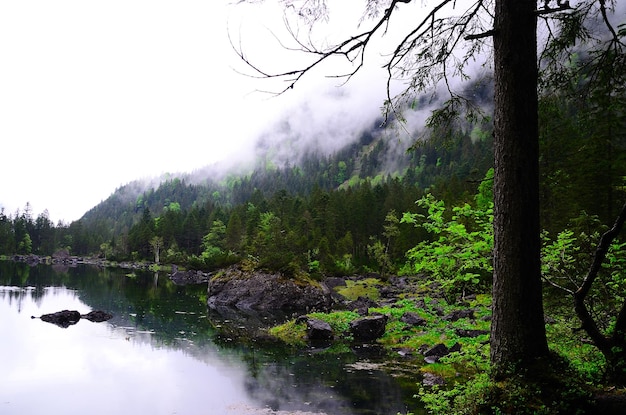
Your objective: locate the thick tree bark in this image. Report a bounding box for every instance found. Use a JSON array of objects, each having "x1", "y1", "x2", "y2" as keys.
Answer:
[{"x1": 490, "y1": 0, "x2": 550, "y2": 375}]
